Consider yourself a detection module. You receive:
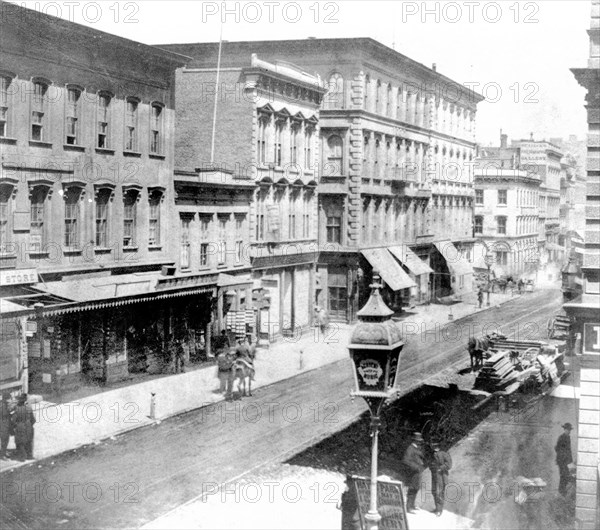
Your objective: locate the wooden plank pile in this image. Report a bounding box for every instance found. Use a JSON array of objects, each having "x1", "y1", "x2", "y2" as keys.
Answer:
[{"x1": 474, "y1": 350, "x2": 520, "y2": 393}]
